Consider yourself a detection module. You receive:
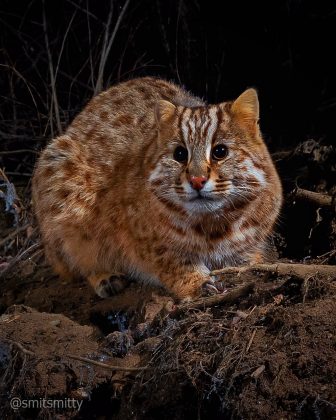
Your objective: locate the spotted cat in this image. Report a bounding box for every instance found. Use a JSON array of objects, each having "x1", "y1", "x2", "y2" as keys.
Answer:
[{"x1": 32, "y1": 77, "x2": 282, "y2": 300}]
